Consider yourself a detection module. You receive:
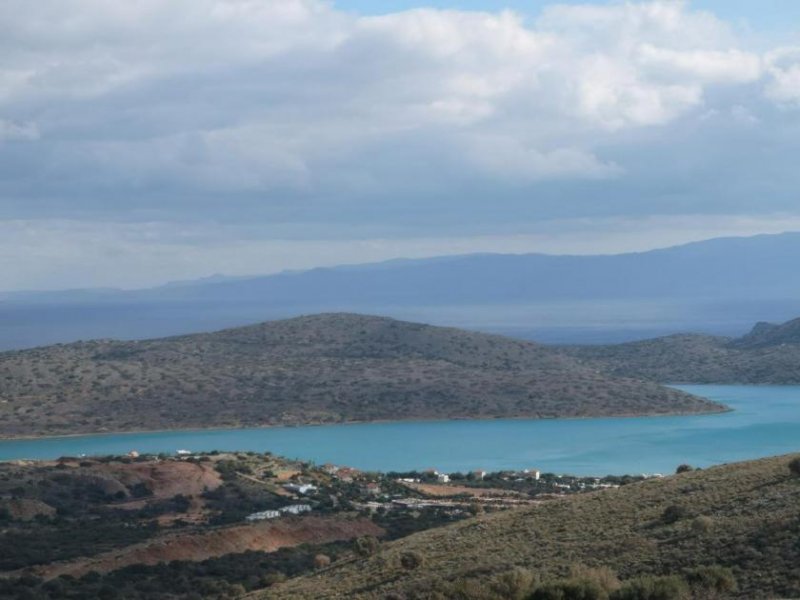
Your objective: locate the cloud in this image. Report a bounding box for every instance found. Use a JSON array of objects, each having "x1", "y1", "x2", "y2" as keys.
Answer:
[
  {"x1": 0, "y1": 119, "x2": 38, "y2": 141},
  {"x1": 1, "y1": 1, "x2": 800, "y2": 288},
  {"x1": 637, "y1": 46, "x2": 761, "y2": 84},
  {"x1": 0, "y1": 0, "x2": 781, "y2": 204},
  {"x1": 765, "y1": 47, "x2": 800, "y2": 105}
]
